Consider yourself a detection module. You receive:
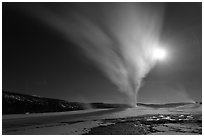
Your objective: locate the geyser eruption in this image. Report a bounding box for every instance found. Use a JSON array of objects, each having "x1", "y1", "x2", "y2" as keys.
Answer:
[{"x1": 23, "y1": 3, "x2": 164, "y2": 106}]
